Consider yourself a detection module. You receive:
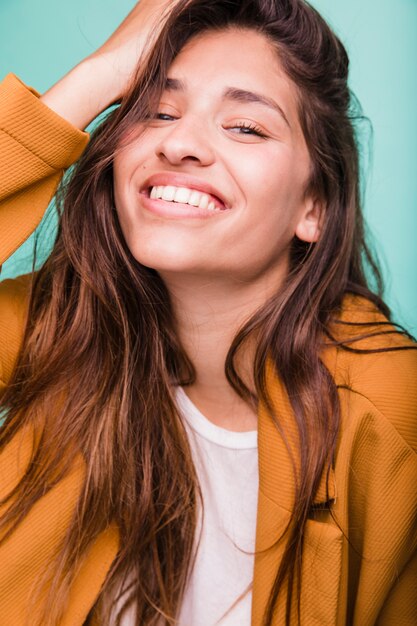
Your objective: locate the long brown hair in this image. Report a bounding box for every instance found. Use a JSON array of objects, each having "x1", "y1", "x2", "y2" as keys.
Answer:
[{"x1": 0, "y1": 1, "x2": 414, "y2": 624}]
